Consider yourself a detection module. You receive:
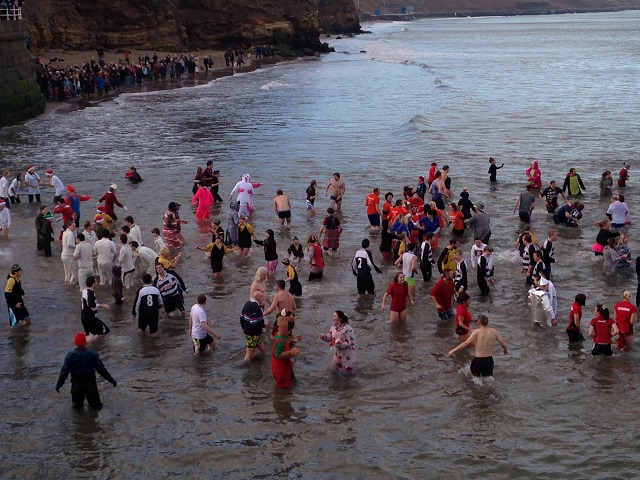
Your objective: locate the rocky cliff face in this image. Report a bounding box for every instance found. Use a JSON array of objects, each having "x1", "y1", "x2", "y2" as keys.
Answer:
[
  {"x1": 318, "y1": 0, "x2": 361, "y2": 33},
  {"x1": 22, "y1": 0, "x2": 357, "y2": 53}
]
